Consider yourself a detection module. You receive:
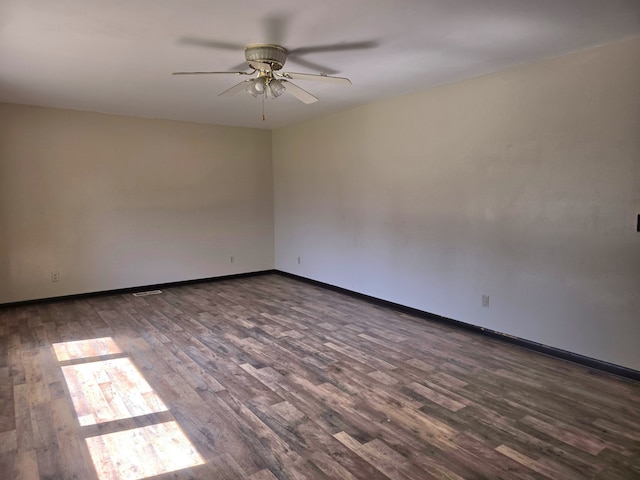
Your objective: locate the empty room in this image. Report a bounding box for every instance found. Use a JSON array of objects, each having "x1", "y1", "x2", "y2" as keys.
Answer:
[{"x1": 1, "y1": 1, "x2": 639, "y2": 479}]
